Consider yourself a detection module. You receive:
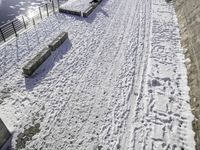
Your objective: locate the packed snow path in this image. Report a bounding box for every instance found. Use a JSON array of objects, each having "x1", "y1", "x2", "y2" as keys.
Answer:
[{"x1": 0, "y1": 0, "x2": 195, "y2": 149}]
